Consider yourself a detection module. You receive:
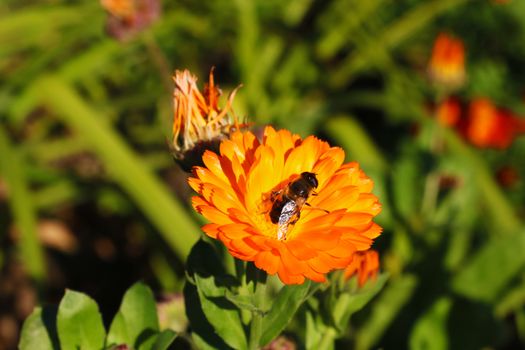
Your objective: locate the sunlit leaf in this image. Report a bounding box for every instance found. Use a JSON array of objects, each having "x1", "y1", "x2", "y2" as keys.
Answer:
[
  {"x1": 19, "y1": 306, "x2": 59, "y2": 350},
  {"x1": 107, "y1": 282, "x2": 159, "y2": 350},
  {"x1": 56, "y1": 290, "x2": 106, "y2": 350},
  {"x1": 186, "y1": 240, "x2": 247, "y2": 350},
  {"x1": 152, "y1": 329, "x2": 178, "y2": 350},
  {"x1": 260, "y1": 281, "x2": 311, "y2": 346}
]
